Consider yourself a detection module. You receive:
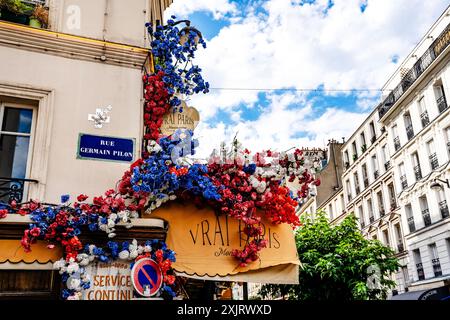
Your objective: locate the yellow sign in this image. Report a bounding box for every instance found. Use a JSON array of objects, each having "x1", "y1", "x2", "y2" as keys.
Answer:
[
  {"x1": 160, "y1": 101, "x2": 200, "y2": 136},
  {"x1": 149, "y1": 202, "x2": 300, "y2": 283}
]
